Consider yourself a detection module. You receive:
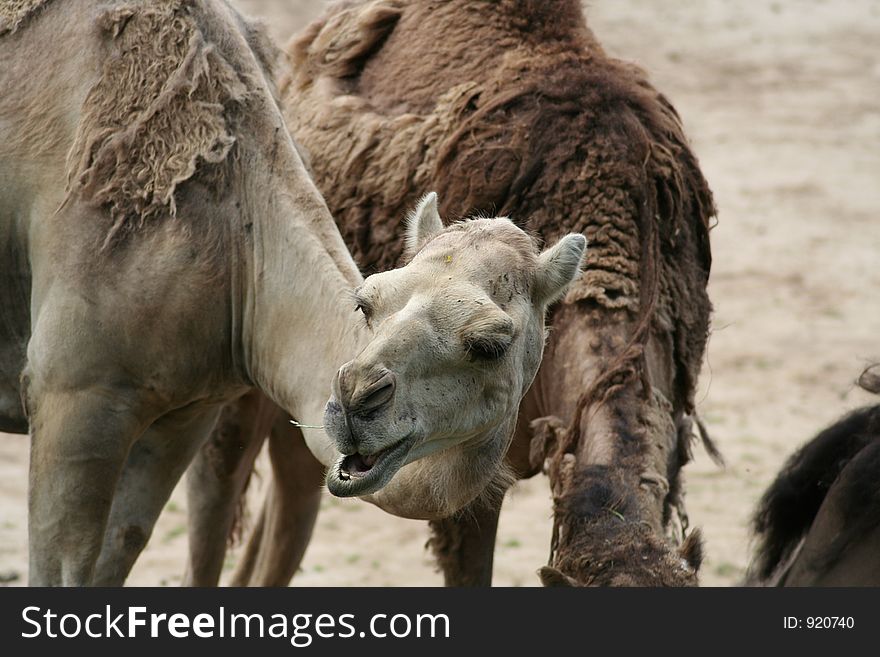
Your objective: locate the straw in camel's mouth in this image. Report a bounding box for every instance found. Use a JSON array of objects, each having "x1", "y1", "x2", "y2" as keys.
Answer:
[{"x1": 327, "y1": 436, "x2": 412, "y2": 497}]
